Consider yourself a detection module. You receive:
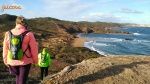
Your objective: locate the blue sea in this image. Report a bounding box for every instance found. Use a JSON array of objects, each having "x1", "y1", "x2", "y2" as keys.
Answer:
[{"x1": 78, "y1": 27, "x2": 150, "y2": 56}]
